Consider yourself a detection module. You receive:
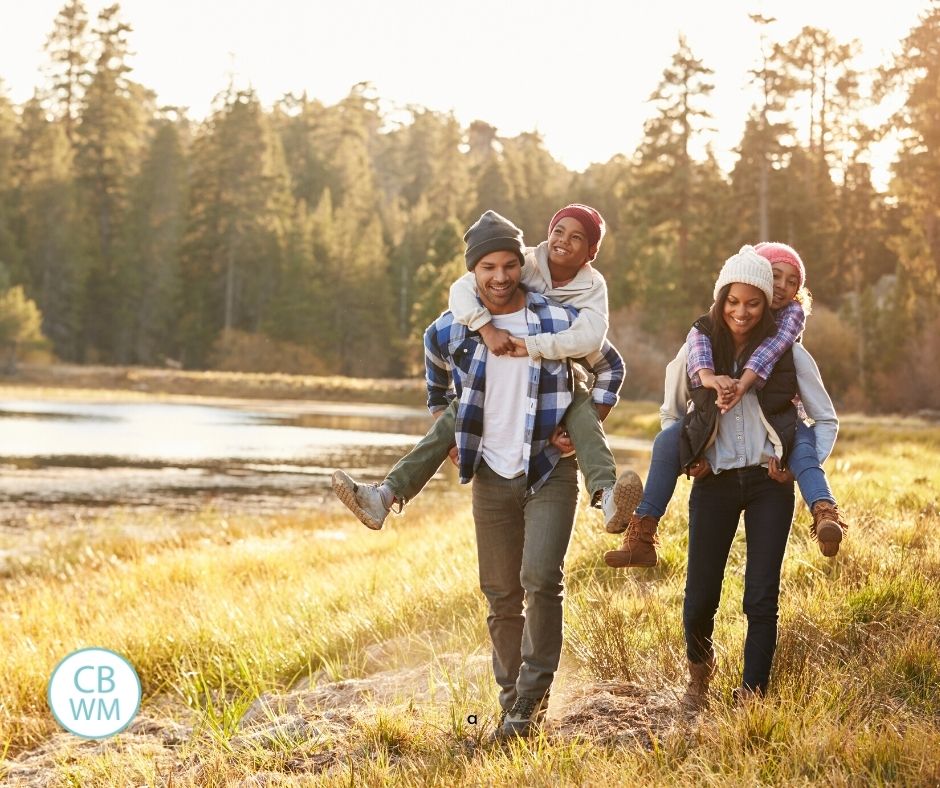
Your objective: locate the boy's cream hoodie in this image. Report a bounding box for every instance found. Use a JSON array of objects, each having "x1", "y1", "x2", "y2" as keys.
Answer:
[{"x1": 448, "y1": 240, "x2": 609, "y2": 360}]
